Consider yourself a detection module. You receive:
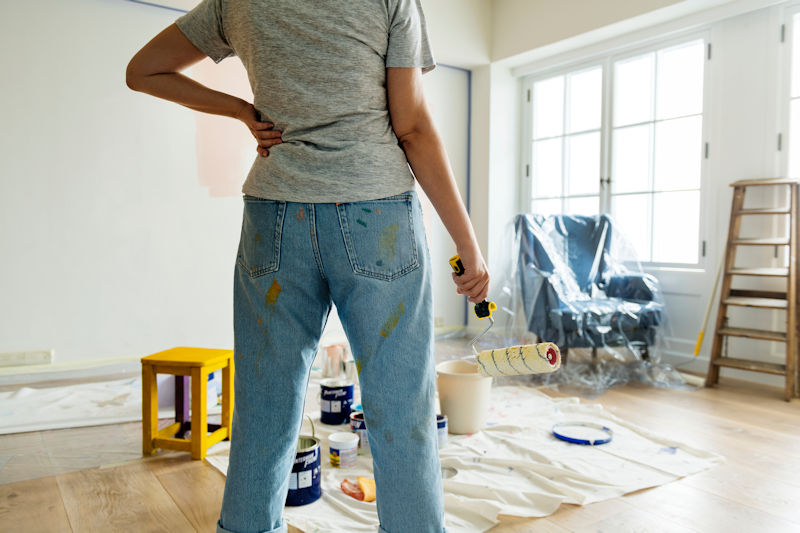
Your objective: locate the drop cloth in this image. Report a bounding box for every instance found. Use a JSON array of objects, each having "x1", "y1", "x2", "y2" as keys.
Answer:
[{"x1": 205, "y1": 378, "x2": 723, "y2": 532}]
